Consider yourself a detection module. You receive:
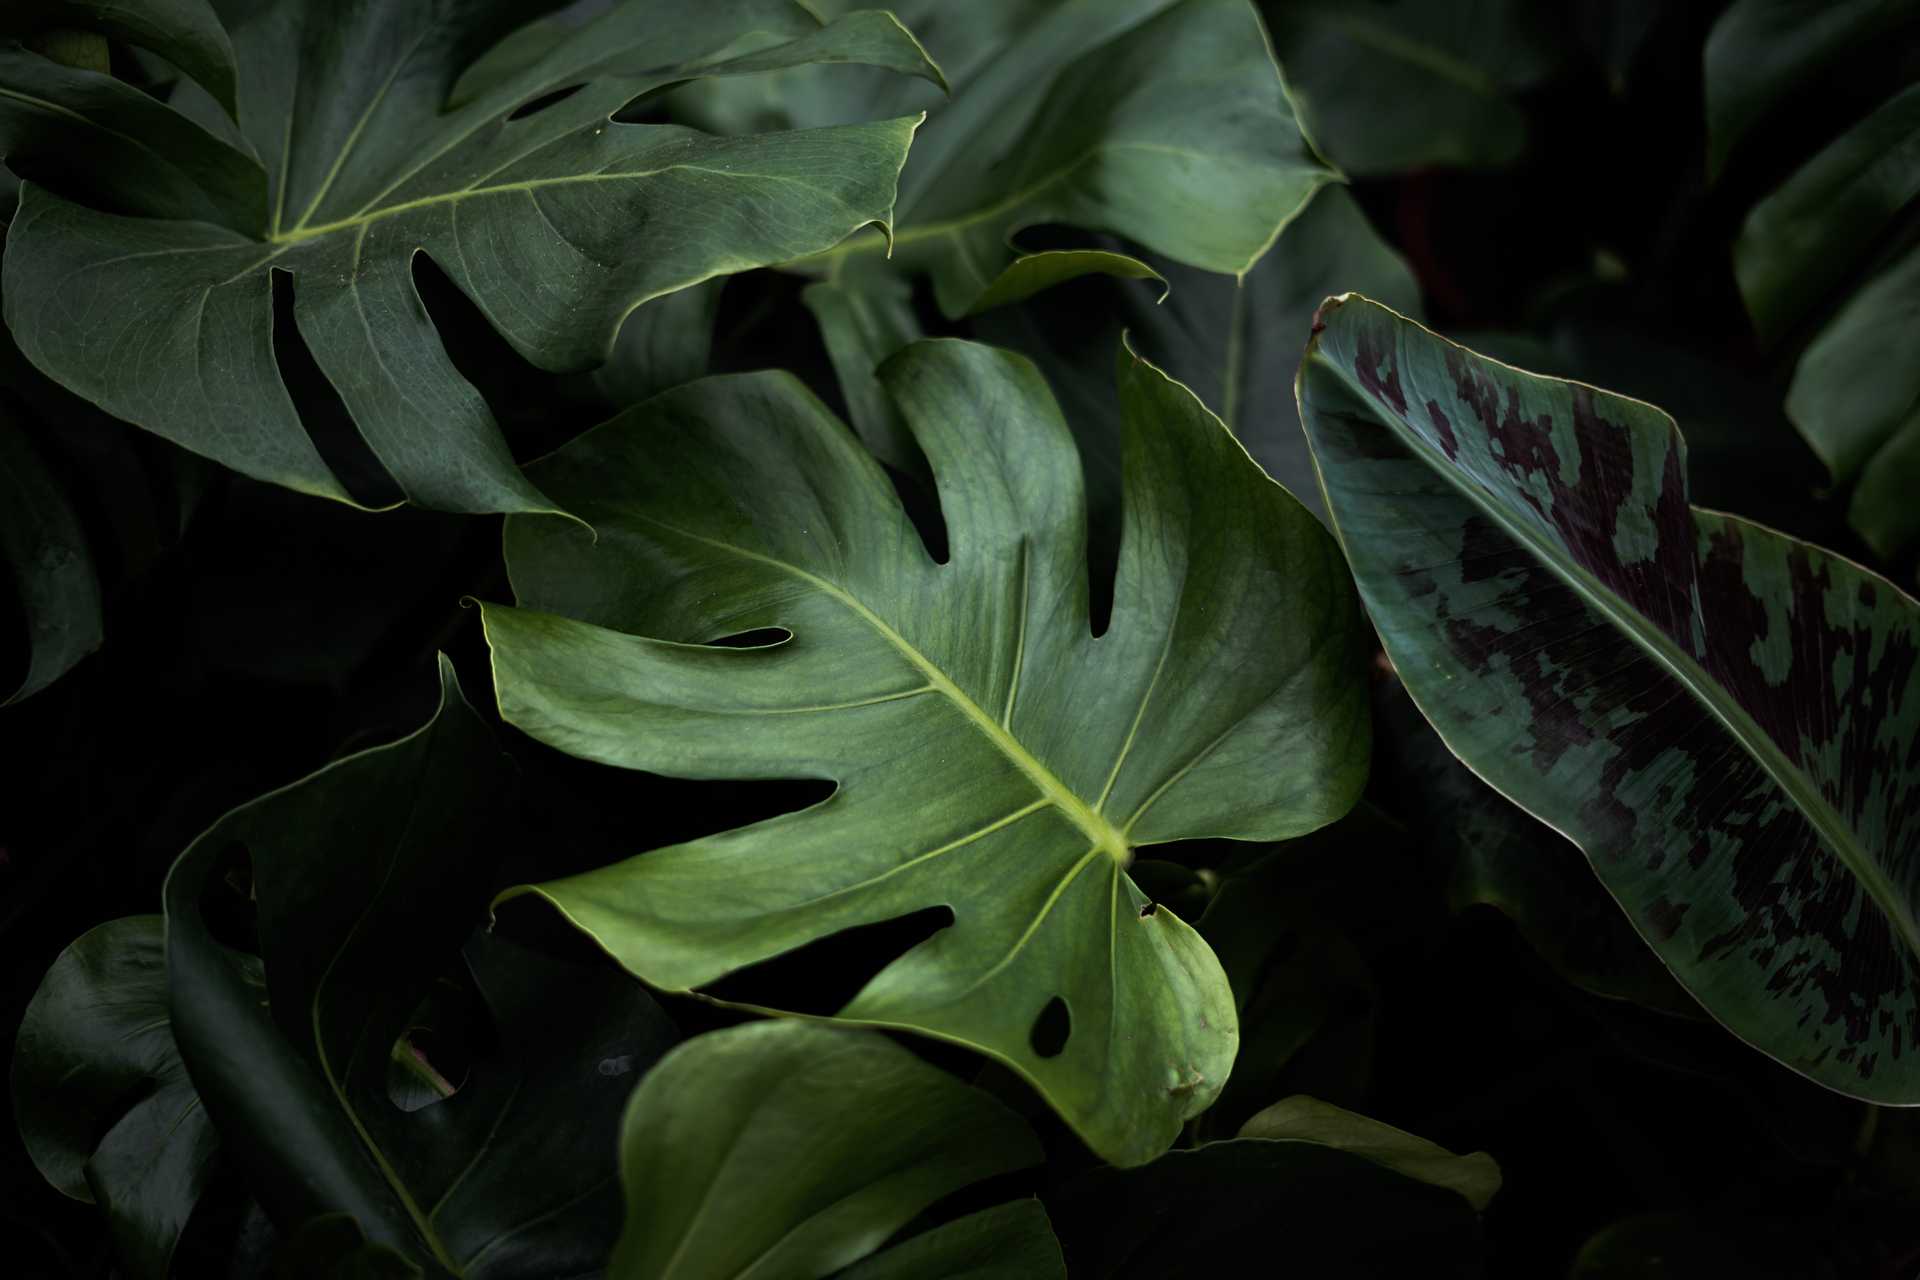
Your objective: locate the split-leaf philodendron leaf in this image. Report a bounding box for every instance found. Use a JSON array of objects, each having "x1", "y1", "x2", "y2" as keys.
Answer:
[
  {"x1": 482, "y1": 337, "x2": 1372, "y2": 1166},
  {"x1": 1, "y1": 0, "x2": 940, "y2": 513},
  {"x1": 163, "y1": 657, "x2": 681, "y2": 1277},
  {"x1": 1299, "y1": 295, "x2": 1920, "y2": 1101},
  {"x1": 13, "y1": 916, "x2": 217, "y2": 1280},
  {"x1": 611, "y1": 1021, "x2": 1063, "y2": 1279}
]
